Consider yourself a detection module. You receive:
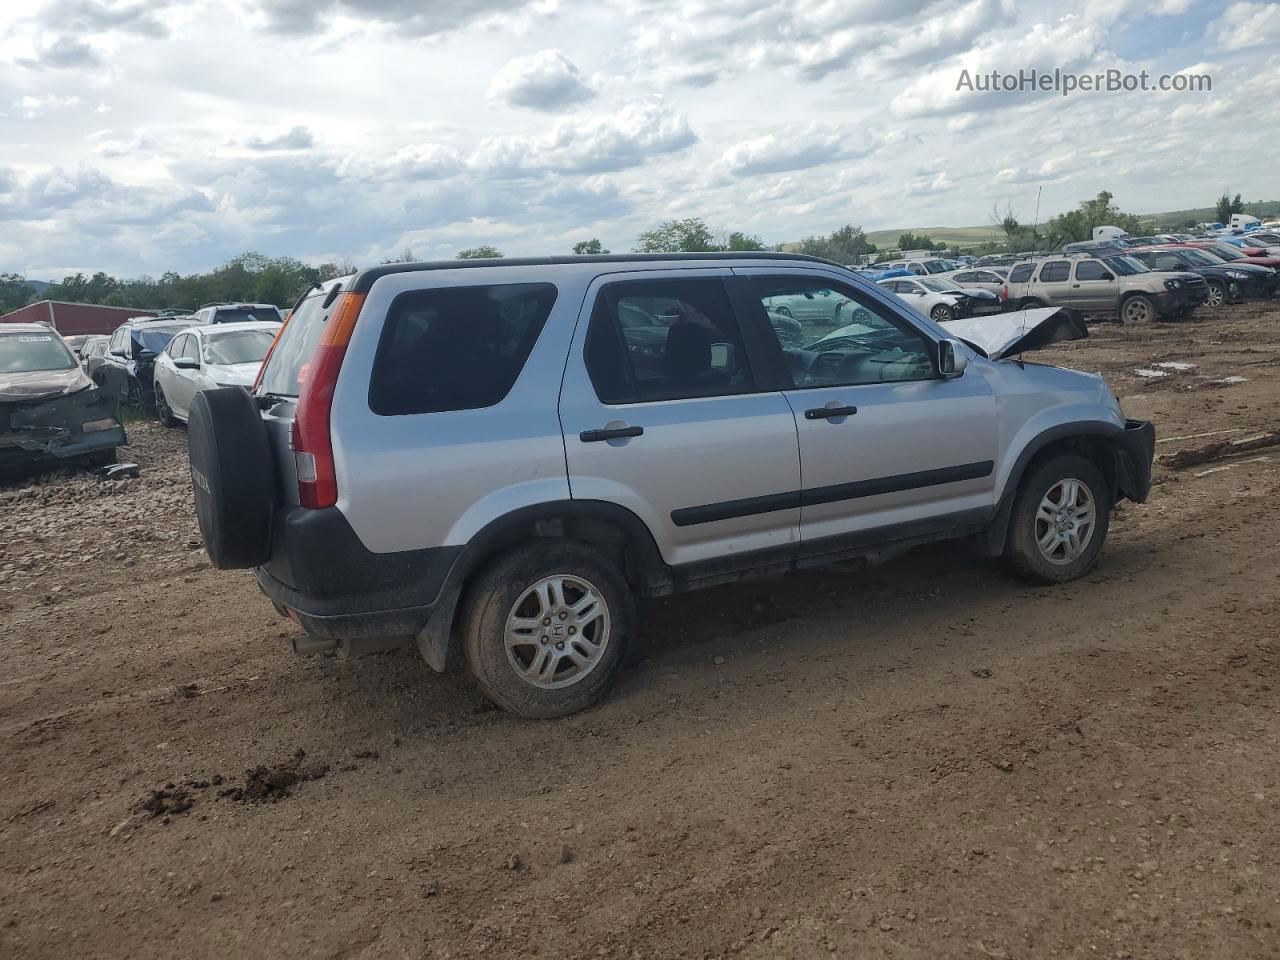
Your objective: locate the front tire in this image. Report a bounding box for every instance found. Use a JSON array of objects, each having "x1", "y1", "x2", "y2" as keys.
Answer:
[
  {"x1": 461, "y1": 541, "x2": 633, "y2": 719},
  {"x1": 1204, "y1": 281, "x2": 1226, "y2": 309},
  {"x1": 1004, "y1": 454, "x2": 1111, "y2": 584},
  {"x1": 930, "y1": 303, "x2": 956, "y2": 323},
  {"x1": 1120, "y1": 295, "x2": 1156, "y2": 325}
]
